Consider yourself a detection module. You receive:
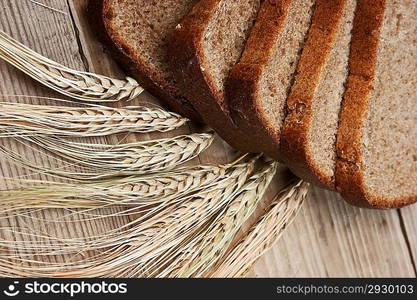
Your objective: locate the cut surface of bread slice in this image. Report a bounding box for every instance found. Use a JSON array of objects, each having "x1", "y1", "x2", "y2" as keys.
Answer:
[
  {"x1": 87, "y1": 0, "x2": 202, "y2": 121},
  {"x1": 227, "y1": 0, "x2": 316, "y2": 159},
  {"x1": 169, "y1": 0, "x2": 262, "y2": 153},
  {"x1": 336, "y1": 0, "x2": 417, "y2": 208},
  {"x1": 280, "y1": 0, "x2": 356, "y2": 189}
]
